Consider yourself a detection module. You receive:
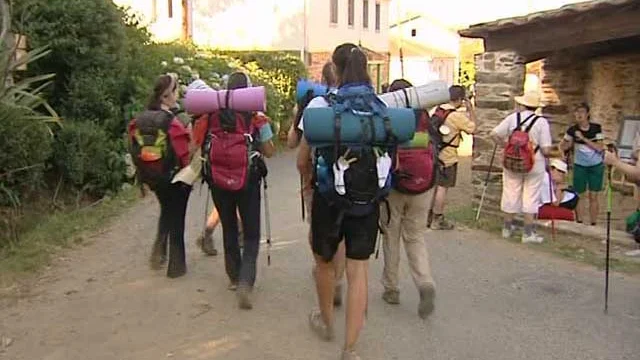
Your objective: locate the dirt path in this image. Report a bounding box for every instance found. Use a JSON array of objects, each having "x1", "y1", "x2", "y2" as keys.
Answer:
[{"x1": 1, "y1": 152, "x2": 639, "y2": 360}]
